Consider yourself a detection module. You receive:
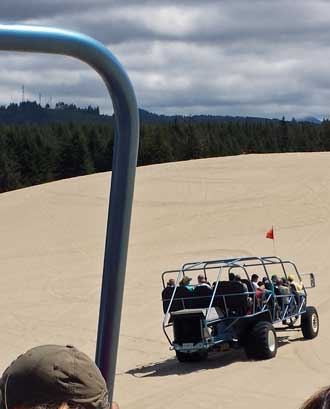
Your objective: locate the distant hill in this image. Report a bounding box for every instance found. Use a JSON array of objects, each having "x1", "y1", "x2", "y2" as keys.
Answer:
[
  {"x1": 296, "y1": 116, "x2": 322, "y2": 124},
  {"x1": 138, "y1": 109, "x2": 279, "y2": 124},
  {"x1": 139, "y1": 110, "x2": 324, "y2": 125},
  {"x1": 0, "y1": 101, "x2": 322, "y2": 126}
]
